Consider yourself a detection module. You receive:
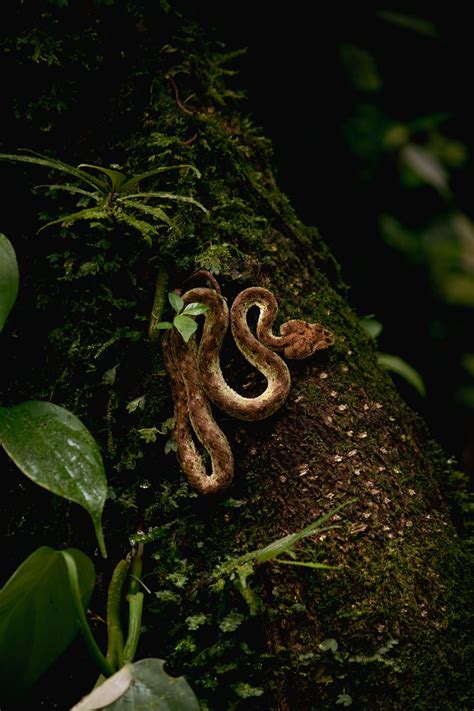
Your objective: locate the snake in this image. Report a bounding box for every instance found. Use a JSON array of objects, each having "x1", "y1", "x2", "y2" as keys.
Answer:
[{"x1": 161, "y1": 286, "x2": 333, "y2": 495}]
